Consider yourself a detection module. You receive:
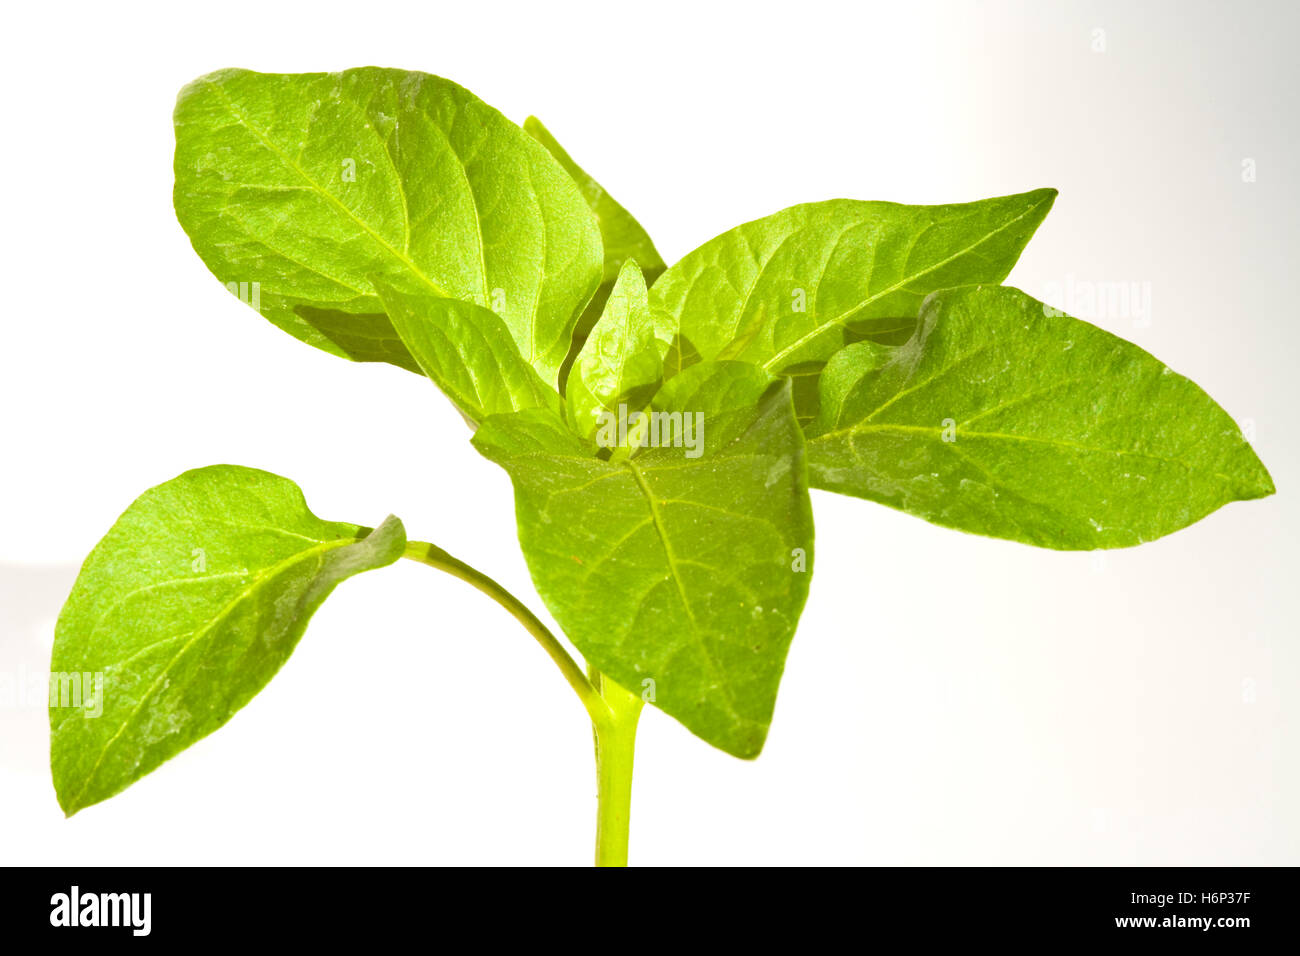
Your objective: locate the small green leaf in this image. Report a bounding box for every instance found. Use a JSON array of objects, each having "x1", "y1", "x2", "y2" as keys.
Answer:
[
  {"x1": 648, "y1": 189, "x2": 1057, "y2": 409},
  {"x1": 807, "y1": 285, "x2": 1275, "y2": 548},
  {"x1": 174, "y1": 68, "x2": 603, "y2": 384},
  {"x1": 523, "y1": 116, "x2": 667, "y2": 391},
  {"x1": 652, "y1": 360, "x2": 777, "y2": 415},
  {"x1": 566, "y1": 260, "x2": 663, "y2": 439},
  {"x1": 375, "y1": 279, "x2": 561, "y2": 425},
  {"x1": 650, "y1": 360, "x2": 779, "y2": 449},
  {"x1": 50, "y1": 466, "x2": 406, "y2": 815},
  {"x1": 473, "y1": 381, "x2": 813, "y2": 757},
  {"x1": 813, "y1": 340, "x2": 897, "y2": 428}
]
